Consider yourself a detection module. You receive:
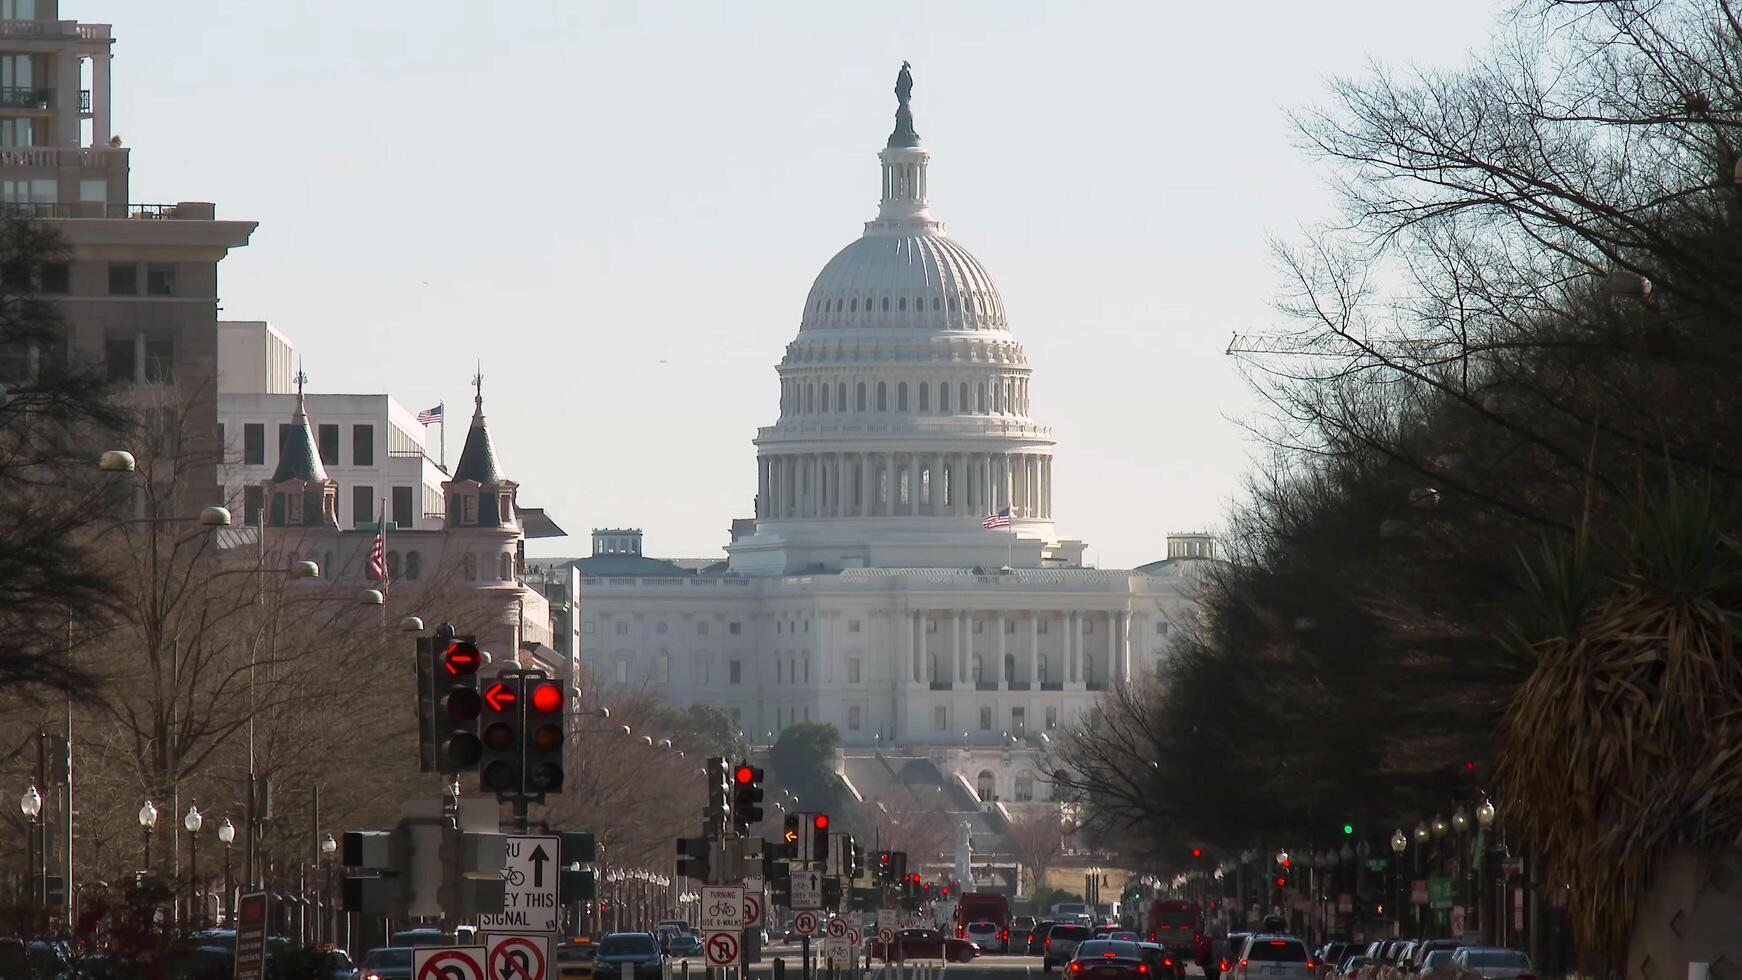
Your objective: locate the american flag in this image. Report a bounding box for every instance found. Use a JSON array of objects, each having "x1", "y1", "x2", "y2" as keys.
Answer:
[
  {"x1": 416, "y1": 403, "x2": 443, "y2": 425},
  {"x1": 368, "y1": 520, "x2": 387, "y2": 586},
  {"x1": 982, "y1": 507, "x2": 1012, "y2": 529}
]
